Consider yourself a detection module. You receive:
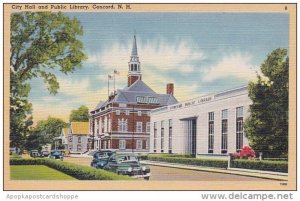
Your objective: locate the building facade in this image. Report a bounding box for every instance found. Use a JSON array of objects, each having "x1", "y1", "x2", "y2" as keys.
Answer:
[
  {"x1": 90, "y1": 35, "x2": 177, "y2": 153},
  {"x1": 149, "y1": 86, "x2": 251, "y2": 158},
  {"x1": 68, "y1": 122, "x2": 90, "y2": 153}
]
